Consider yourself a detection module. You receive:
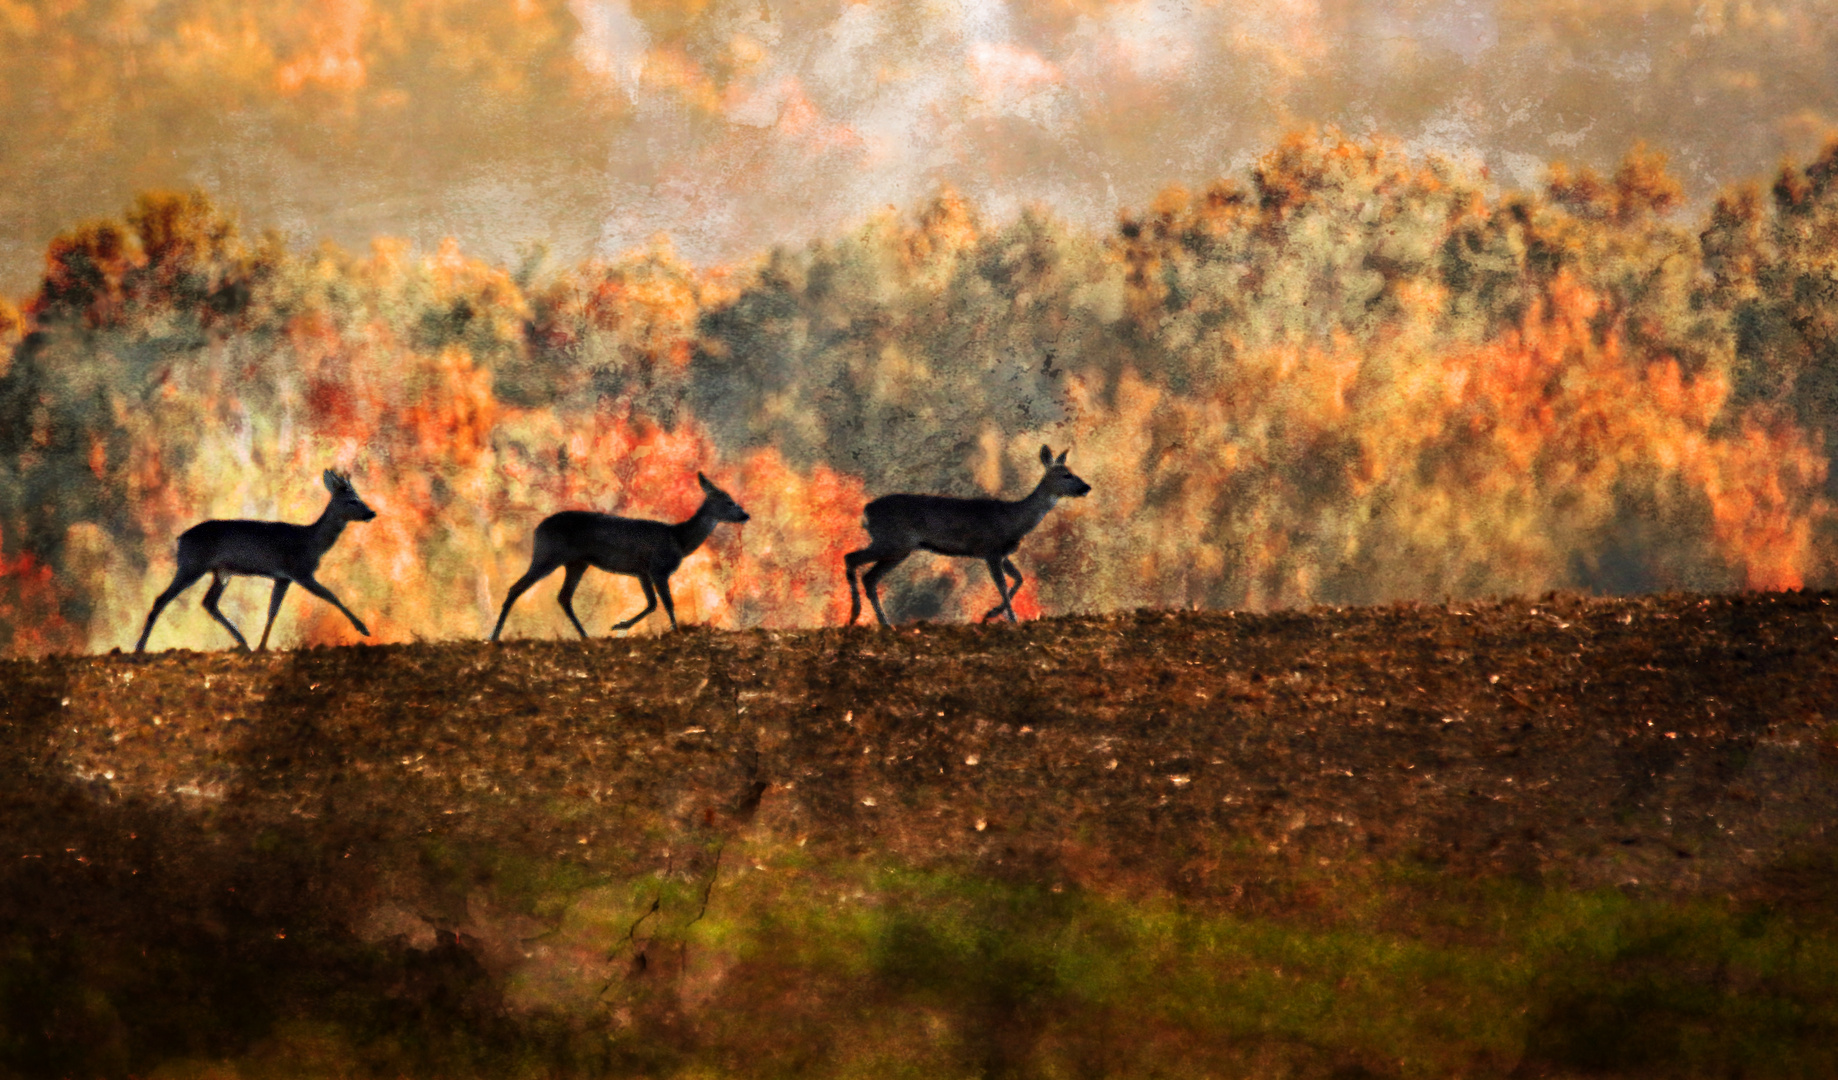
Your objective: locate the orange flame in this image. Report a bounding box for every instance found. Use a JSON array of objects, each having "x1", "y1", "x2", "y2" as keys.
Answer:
[{"x1": 0, "y1": 524, "x2": 82, "y2": 657}]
